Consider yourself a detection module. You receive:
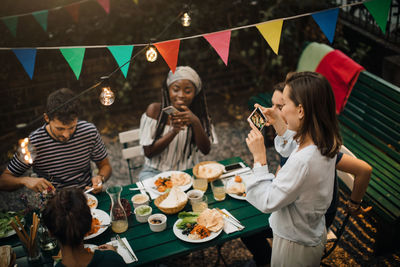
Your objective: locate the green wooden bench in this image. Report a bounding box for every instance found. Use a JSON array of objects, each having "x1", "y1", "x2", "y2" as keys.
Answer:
[{"x1": 248, "y1": 71, "x2": 400, "y2": 255}]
